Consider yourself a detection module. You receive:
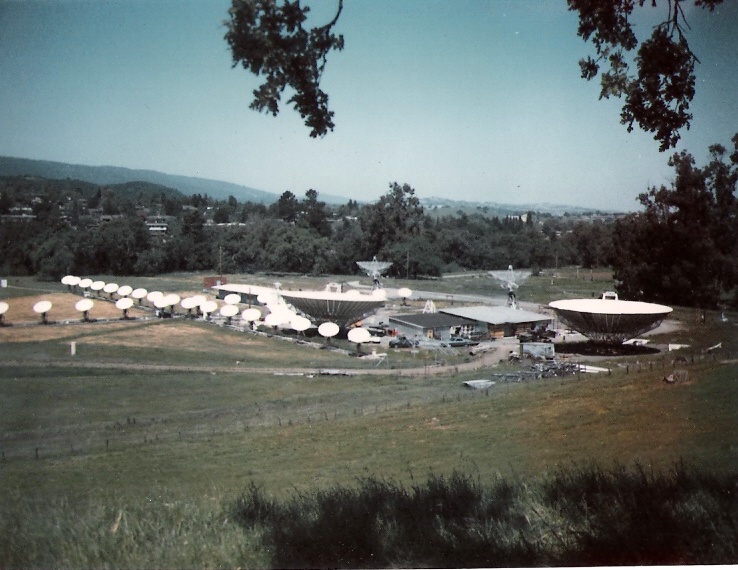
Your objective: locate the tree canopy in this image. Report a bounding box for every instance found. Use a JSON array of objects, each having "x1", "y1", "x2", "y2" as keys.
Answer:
[
  {"x1": 611, "y1": 133, "x2": 738, "y2": 307},
  {"x1": 225, "y1": 0, "x2": 723, "y2": 150}
]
